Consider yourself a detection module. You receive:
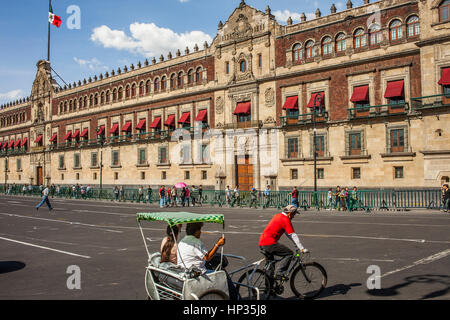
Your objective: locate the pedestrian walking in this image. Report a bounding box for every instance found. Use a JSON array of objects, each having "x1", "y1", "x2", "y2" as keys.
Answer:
[
  {"x1": 291, "y1": 186, "x2": 299, "y2": 208},
  {"x1": 120, "y1": 186, "x2": 125, "y2": 202},
  {"x1": 335, "y1": 186, "x2": 341, "y2": 211},
  {"x1": 159, "y1": 185, "x2": 167, "y2": 208},
  {"x1": 198, "y1": 185, "x2": 203, "y2": 206},
  {"x1": 56, "y1": 185, "x2": 60, "y2": 197},
  {"x1": 185, "y1": 187, "x2": 191, "y2": 207},
  {"x1": 35, "y1": 185, "x2": 53, "y2": 212},
  {"x1": 339, "y1": 187, "x2": 346, "y2": 211},
  {"x1": 326, "y1": 188, "x2": 333, "y2": 210},
  {"x1": 166, "y1": 187, "x2": 172, "y2": 206},
  {"x1": 344, "y1": 187, "x2": 351, "y2": 211},
  {"x1": 443, "y1": 184, "x2": 450, "y2": 213},
  {"x1": 249, "y1": 187, "x2": 258, "y2": 208},
  {"x1": 22, "y1": 185, "x2": 27, "y2": 196},
  {"x1": 191, "y1": 186, "x2": 197, "y2": 207},
  {"x1": 80, "y1": 185, "x2": 86, "y2": 200},
  {"x1": 350, "y1": 187, "x2": 358, "y2": 212},
  {"x1": 138, "y1": 186, "x2": 144, "y2": 203},
  {"x1": 226, "y1": 186, "x2": 232, "y2": 207},
  {"x1": 86, "y1": 185, "x2": 92, "y2": 199},
  {"x1": 171, "y1": 186, "x2": 178, "y2": 207},
  {"x1": 113, "y1": 186, "x2": 119, "y2": 201},
  {"x1": 232, "y1": 185, "x2": 240, "y2": 207},
  {"x1": 263, "y1": 185, "x2": 271, "y2": 208}
]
